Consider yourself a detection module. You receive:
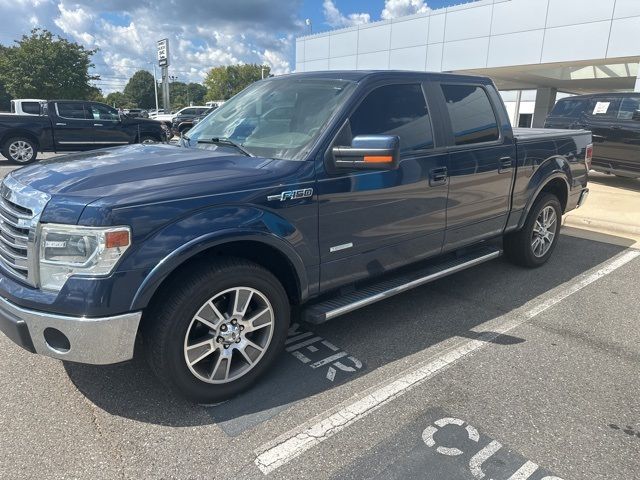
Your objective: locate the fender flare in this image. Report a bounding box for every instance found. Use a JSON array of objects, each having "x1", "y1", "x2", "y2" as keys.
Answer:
[
  {"x1": 517, "y1": 171, "x2": 570, "y2": 230},
  {"x1": 129, "y1": 228, "x2": 309, "y2": 311}
]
